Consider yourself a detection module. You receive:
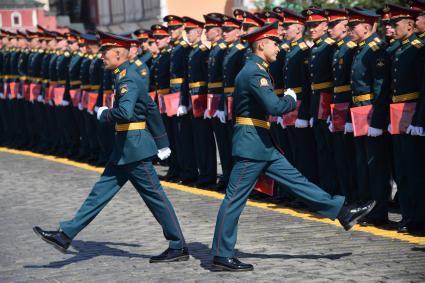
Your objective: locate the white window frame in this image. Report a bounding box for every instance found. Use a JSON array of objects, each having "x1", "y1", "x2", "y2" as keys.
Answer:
[{"x1": 11, "y1": 11, "x2": 22, "y2": 27}]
